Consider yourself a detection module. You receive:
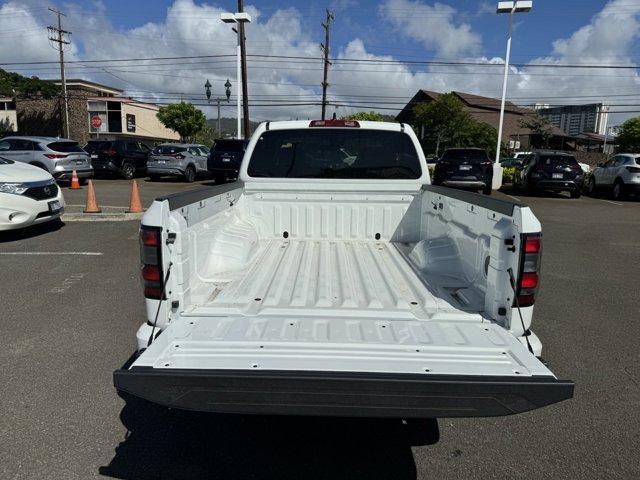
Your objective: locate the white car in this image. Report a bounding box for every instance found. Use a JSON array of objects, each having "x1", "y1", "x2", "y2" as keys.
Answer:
[
  {"x1": 0, "y1": 156, "x2": 65, "y2": 231},
  {"x1": 586, "y1": 153, "x2": 640, "y2": 200}
]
